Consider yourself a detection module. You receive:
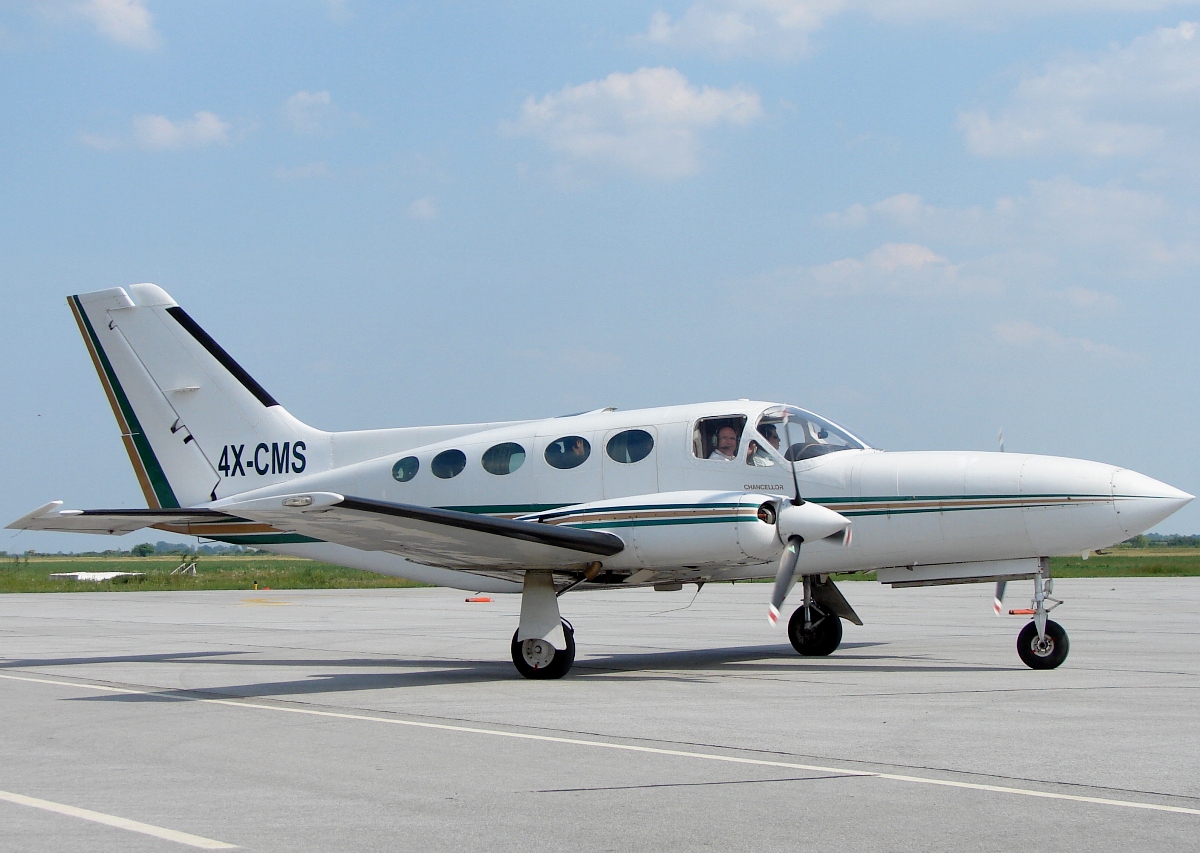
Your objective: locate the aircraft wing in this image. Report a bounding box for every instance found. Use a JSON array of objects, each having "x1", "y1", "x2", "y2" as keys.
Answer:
[
  {"x1": 219, "y1": 493, "x2": 625, "y2": 571},
  {"x1": 10, "y1": 494, "x2": 626, "y2": 572}
]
